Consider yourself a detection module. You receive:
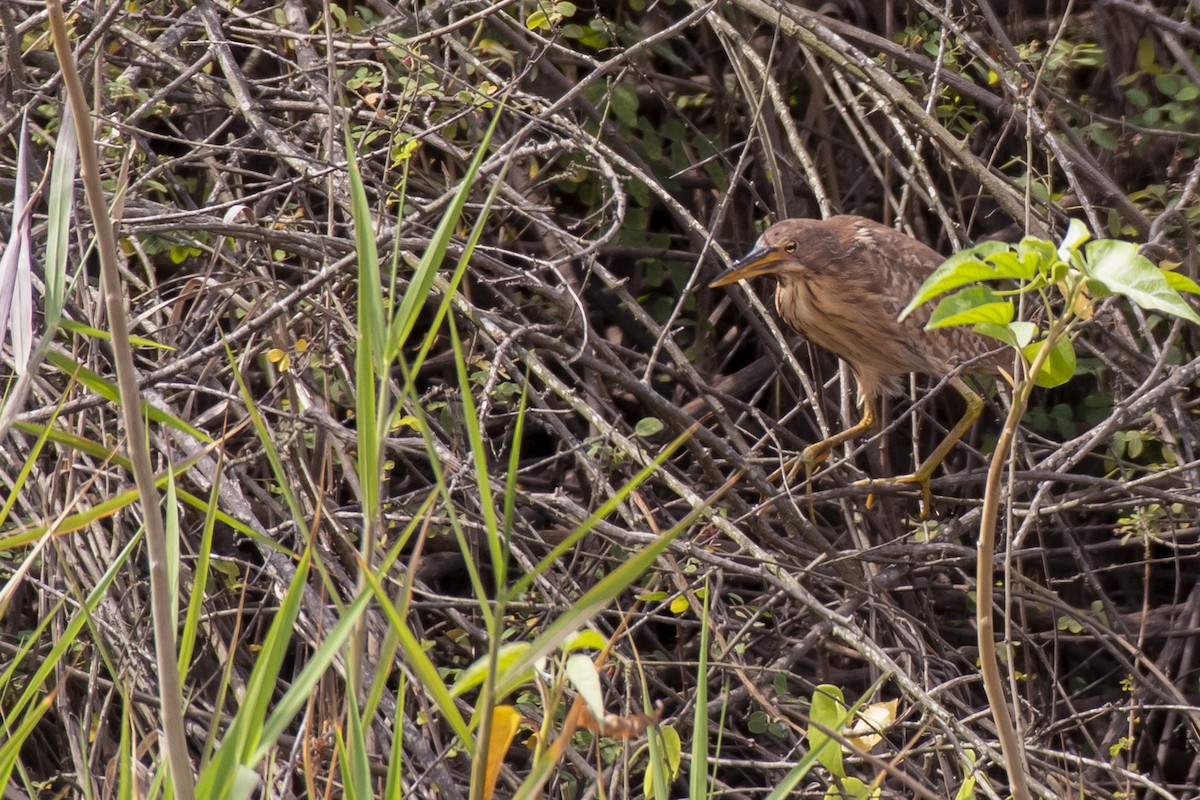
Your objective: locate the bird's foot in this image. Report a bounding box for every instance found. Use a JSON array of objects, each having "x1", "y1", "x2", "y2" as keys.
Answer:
[
  {"x1": 853, "y1": 470, "x2": 934, "y2": 520},
  {"x1": 798, "y1": 443, "x2": 832, "y2": 520}
]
